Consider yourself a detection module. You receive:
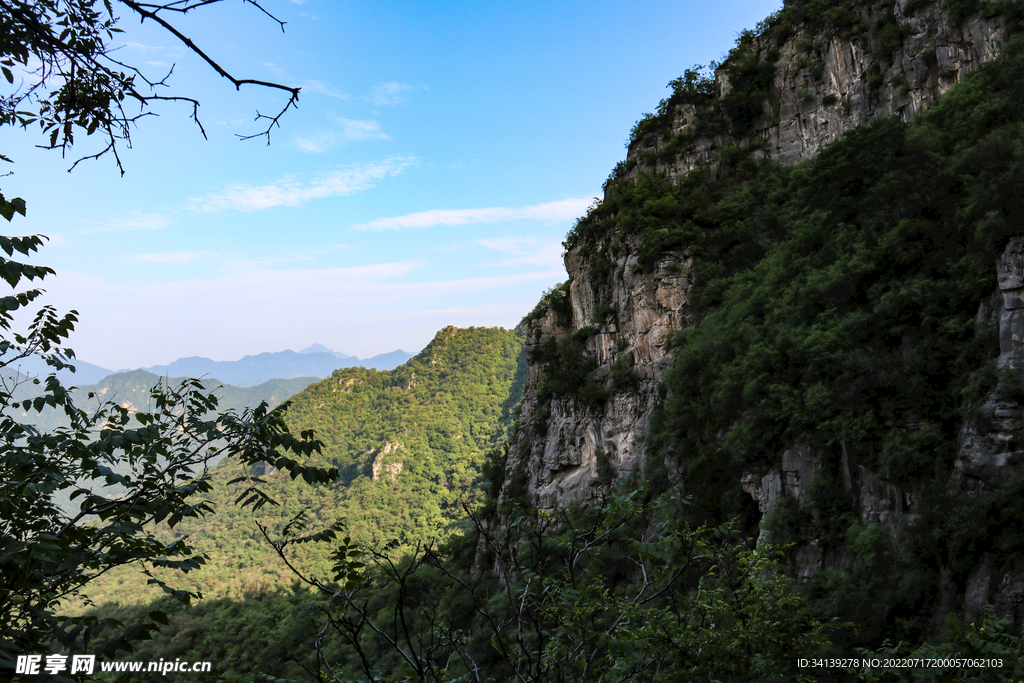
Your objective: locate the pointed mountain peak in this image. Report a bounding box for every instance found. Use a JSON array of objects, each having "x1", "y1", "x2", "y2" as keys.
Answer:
[{"x1": 298, "y1": 343, "x2": 352, "y2": 359}]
